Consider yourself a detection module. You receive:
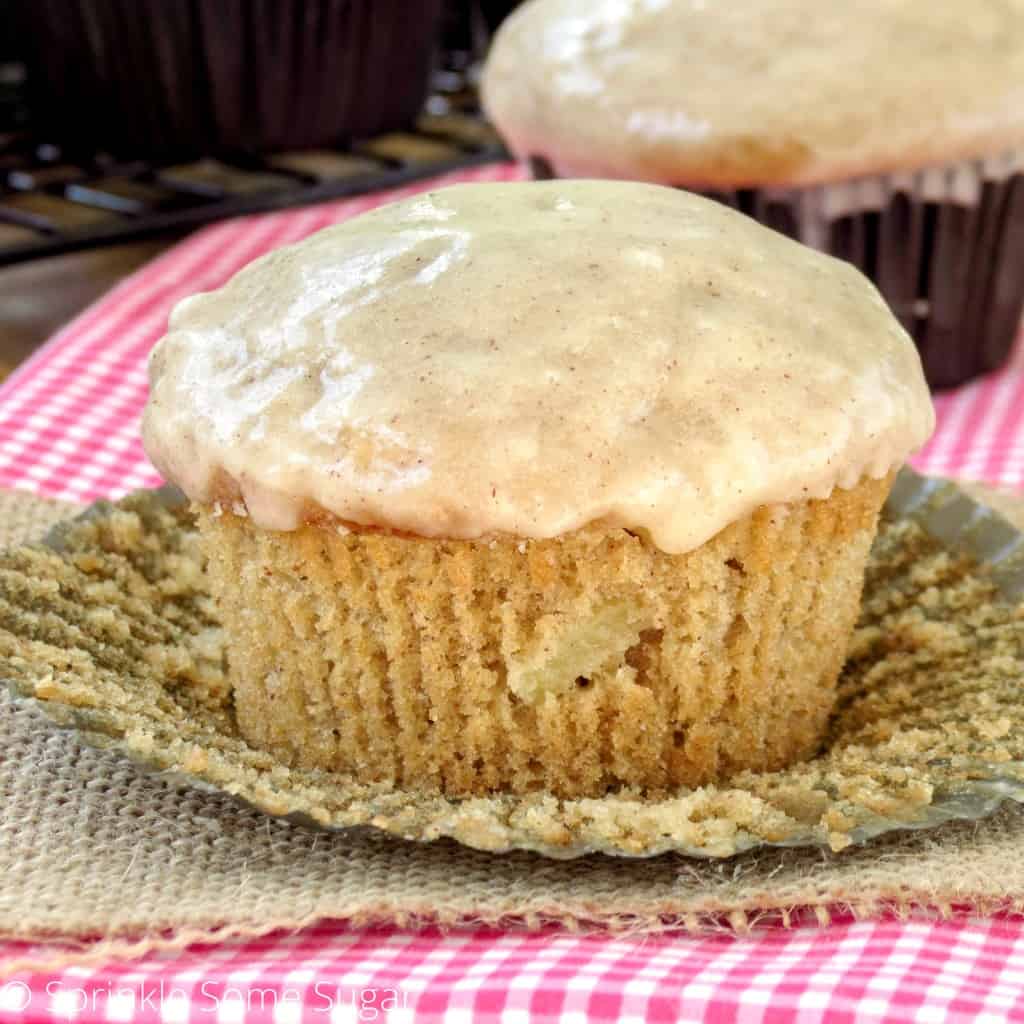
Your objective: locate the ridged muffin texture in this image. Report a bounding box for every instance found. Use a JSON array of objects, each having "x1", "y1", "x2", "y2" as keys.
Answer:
[{"x1": 200, "y1": 476, "x2": 889, "y2": 798}]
